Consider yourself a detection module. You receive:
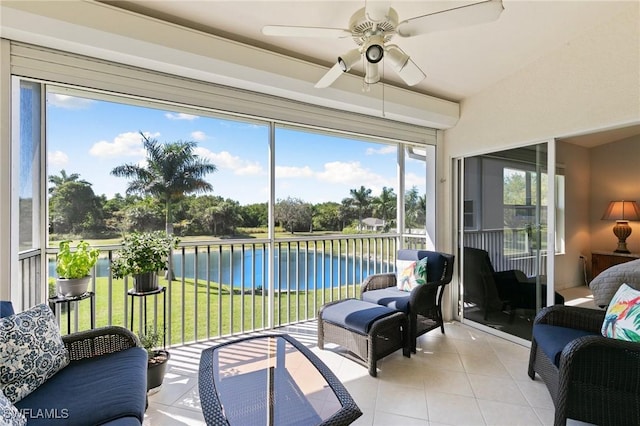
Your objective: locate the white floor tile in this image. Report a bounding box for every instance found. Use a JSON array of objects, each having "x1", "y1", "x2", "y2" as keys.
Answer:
[{"x1": 144, "y1": 320, "x2": 560, "y2": 426}]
